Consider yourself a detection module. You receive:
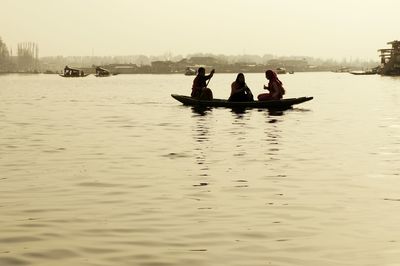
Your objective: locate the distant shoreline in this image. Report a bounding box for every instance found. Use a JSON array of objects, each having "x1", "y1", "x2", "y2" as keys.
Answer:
[{"x1": 0, "y1": 70, "x2": 356, "y2": 75}]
